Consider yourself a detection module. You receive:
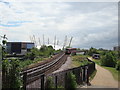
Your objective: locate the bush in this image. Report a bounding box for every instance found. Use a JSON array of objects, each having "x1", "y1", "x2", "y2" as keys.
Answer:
[
  {"x1": 67, "y1": 72, "x2": 77, "y2": 89},
  {"x1": 24, "y1": 45, "x2": 56, "y2": 60},
  {"x1": 116, "y1": 60, "x2": 120, "y2": 70},
  {"x1": 45, "y1": 77, "x2": 55, "y2": 89},
  {"x1": 100, "y1": 52, "x2": 116, "y2": 67},
  {"x1": 2, "y1": 59, "x2": 21, "y2": 88},
  {"x1": 81, "y1": 60, "x2": 92, "y2": 66}
]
